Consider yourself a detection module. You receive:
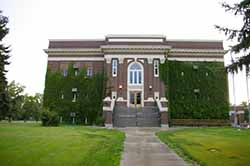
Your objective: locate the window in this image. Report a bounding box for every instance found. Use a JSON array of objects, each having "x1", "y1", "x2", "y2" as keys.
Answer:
[
  {"x1": 112, "y1": 59, "x2": 118, "y2": 77},
  {"x1": 73, "y1": 64, "x2": 79, "y2": 76},
  {"x1": 154, "y1": 60, "x2": 159, "y2": 77},
  {"x1": 61, "y1": 93, "x2": 64, "y2": 99},
  {"x1": 72, "y1": 88, "x2": 77, "y2": 102},
  {"x1": 62, "y1": 69, "x2": 67, "y2": 77},
  {"x1": 129, "y1": 62, "x2": 142, "y2": 85},
  {"x1": 72, "y1": 92, "x2": 77, "y2": 102},
  {"x1": 86, "y1": 67, "x2": 92, "y2": 77},
  {"x1": 74, "y1": 68, "x2": 79, "y2": 76}
]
